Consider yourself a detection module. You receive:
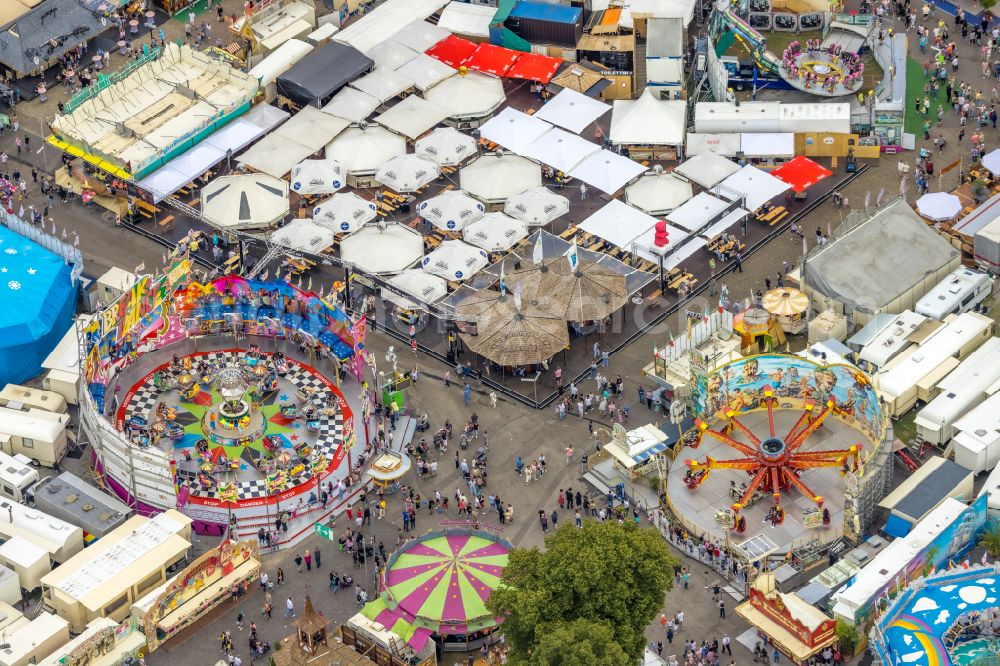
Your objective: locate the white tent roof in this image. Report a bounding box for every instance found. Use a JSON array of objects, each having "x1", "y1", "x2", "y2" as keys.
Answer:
[
  {"x1": 326, "y1": 125, "x2": 407, "y2": 174},
  {"x1": 504, "y1": 186, "x2": 570, "y2": 226},
  {"x1": 610, "y1": 89, "x2": 686, "y2": 146},
  {"x1": 395, "y1": 53, "x2": 456, "y2": 92},
  {"x1": 423, "y1": 72, "x2": 506, "y2": 119},
  {"x1": 620, "y1": 0, "x2": 697, "y2": 28},
  {"x1": 334, "y1": 0, "x2": 449, "y2": 54},
  {"x1": 479, "y1": 107, "x2": 553, "y2": 155},
  {"x1": 340, "y1": 224, "x2": 425, "y2": 274},
  {"x1": 422, "y1": 240, "x2": 490, "y2": 281},
  {"x1": 270, "y1": 218, "x2": 336, "y2": 254},
  {"x1": 375, "y1": 154, "x2": 440, "y2": 192},
  {"x1": 248, "y1": 39, "x2": 314, "y2": 88},
  {"x1": 415, "y1": 126, "x2": 478, "y2": 166},
  {"x1": 313, "y1": 192, "x2": 378, "y2": 234},
  {"x1": 522, "y1": 128, "x2": 600, "y2": 173},
  {"x1": 201, "y1": 174, "x2": 289, "y2": 230},
  {"x1": 568, "y1": 150, "x2": 646, "y2": 195},
  {"x1": 740, "y1": 132, "x2": 795, "y2": 158},
  {"x1": 385, "y1": 270, "x2": 448, "y2": 309},
  {"x1": 290, "y1": 158, "x2": 346, "y2": 195},
  {"x1": 437, "y1": 1, "x2": 495, "y2": 38},
  {"x1": 578, "y1": 199, "x2": 688, "y2": 263},
  {"x1": 392, "y1": 21, "x2": 451, "y2": 53},
  {"x1": 625, "y1": 171, "x2": 693, "y2": 214},
  {"x1": 365, "y1": 40, "x2": 419, "y2": 70},
  {"x1": 646, "y1": 58, "x2": 684, "y2": 85},
  {"x1": 322, "y1": 86, "x2": 381, "y2": 123},
  {"x1": 462, "y1": 213, "x2": 529, "y2": 252},
  {"x1": 674, "y1": 152, "x2": 740, "y2": 188},
  {"x1": 461, "y1": 154, "x2": 543, "y2": 203},
  {"x1": 666, "y1": 192, "x2": 729, "y2": 229},
  {"x1": 374, "y1": 96, "x2": 451, "y2": 140},
  {"x1": 685, "y1": 133, "x2": 741, "y2": 157},
  {"x1": 350, "y1": 67, "x2": 415, "y2": 102},
  {"x1": 532, "y1": 88, "x2": 611, "y2": 134},
  {"x1": 238, "y1": 106, "x2": 350, "y2": 178},
  {"x1": 713, "y1": 164, "x2": 791, "y2": 212},
  {"x1": 699, "y1": 207, "x2": 749, "y2": 240}
]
